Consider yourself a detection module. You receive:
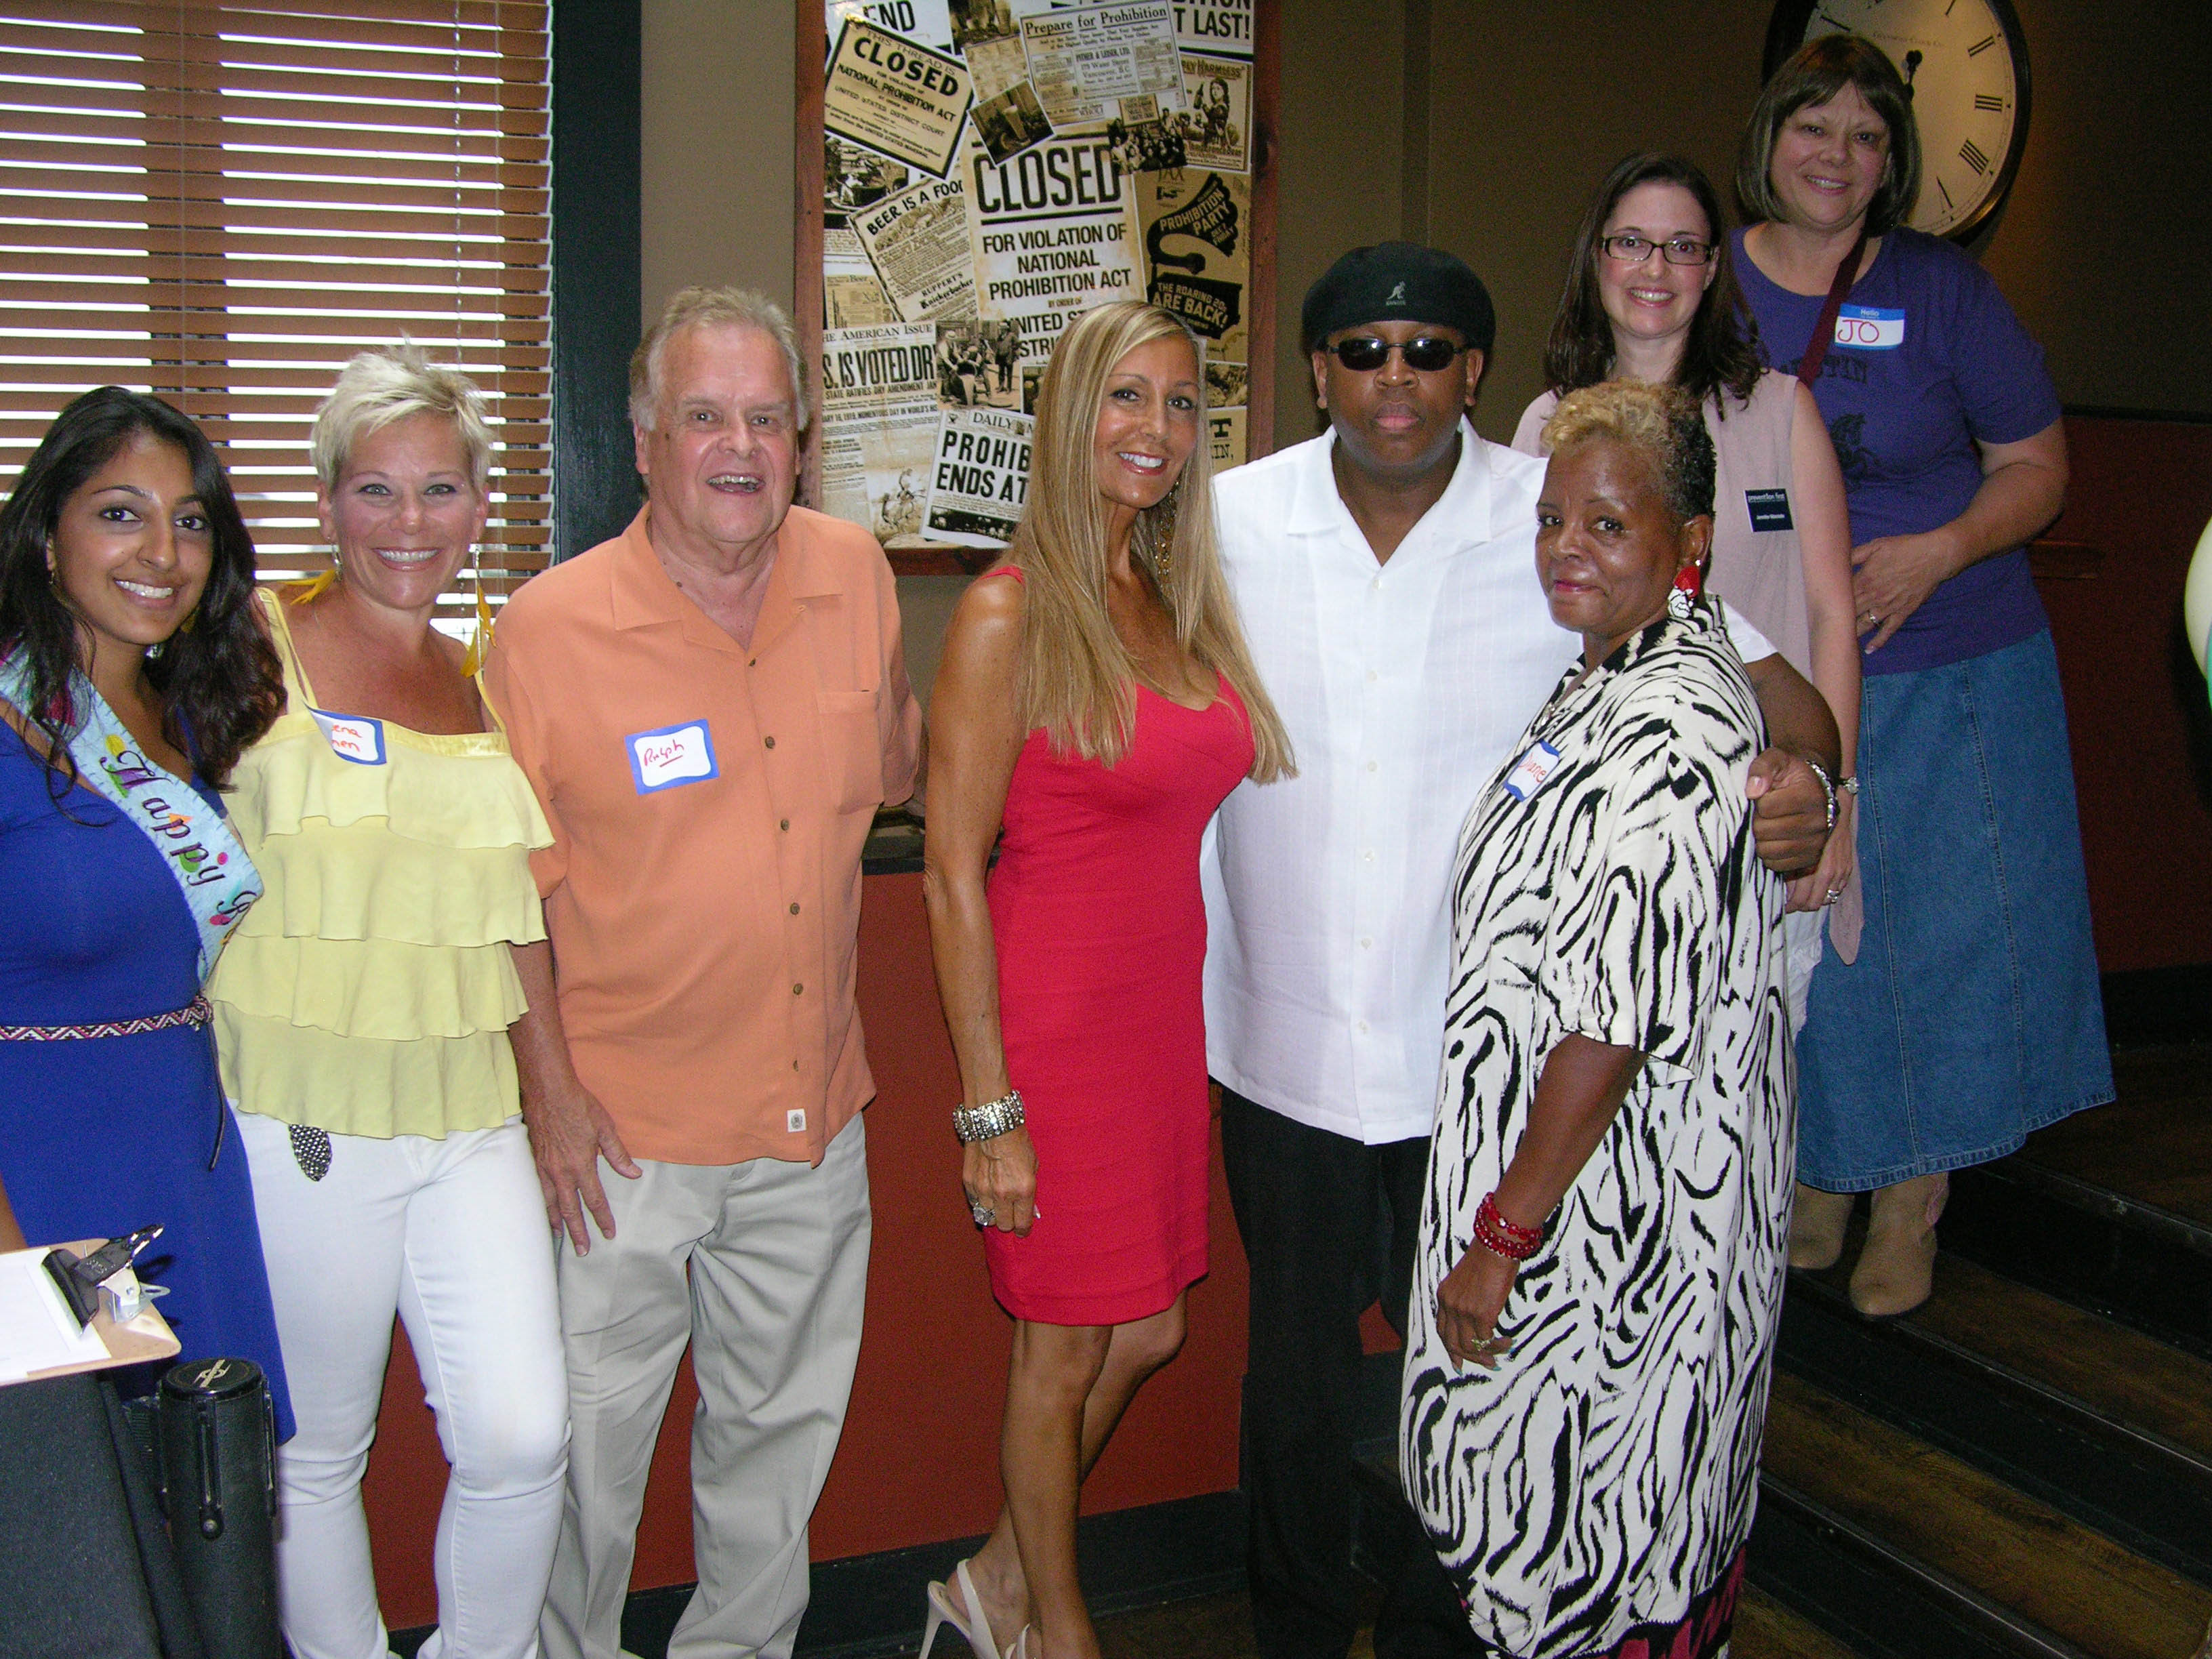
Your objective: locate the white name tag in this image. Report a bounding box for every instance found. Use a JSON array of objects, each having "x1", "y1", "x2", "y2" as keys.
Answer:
[
  {"x1": 1502, "y1": 741, "x2": 1563, "y2": 802},
  {"x1": 628, "y1": 720, "x2": 719, "y2": 794},
  {"x1": 308, "y1": 708, "x2": 386, "y2": 766},
  {"x1": 1835, "y1": 304, "x2": 1906, "y2": 350}
]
